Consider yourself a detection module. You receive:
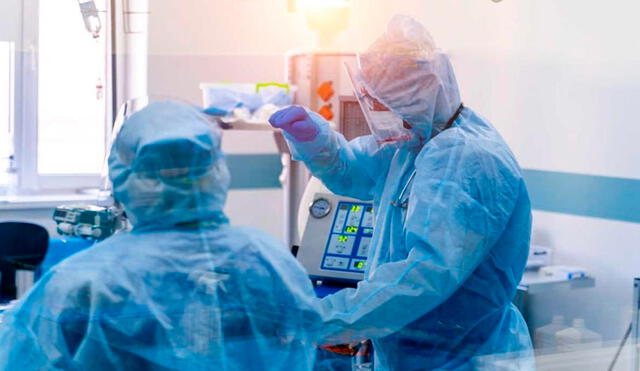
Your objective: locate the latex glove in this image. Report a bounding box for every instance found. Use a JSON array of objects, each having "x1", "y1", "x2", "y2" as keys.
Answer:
[
  {"x1": 268, "y1": 106, "x2": 320, "y2": 142},
  {"x1": 319, "y1": 344, "x2": 357, "y2": 356}
]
